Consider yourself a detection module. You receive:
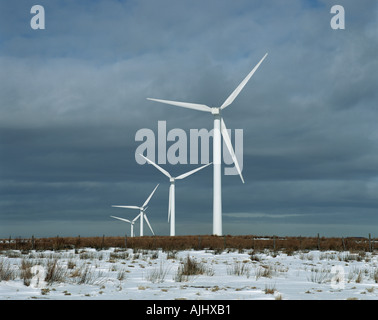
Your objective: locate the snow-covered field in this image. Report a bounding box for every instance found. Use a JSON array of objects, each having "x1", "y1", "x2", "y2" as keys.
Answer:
[{"x1": 0, "y1": 247, "x2": 377, "y2": 300}]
